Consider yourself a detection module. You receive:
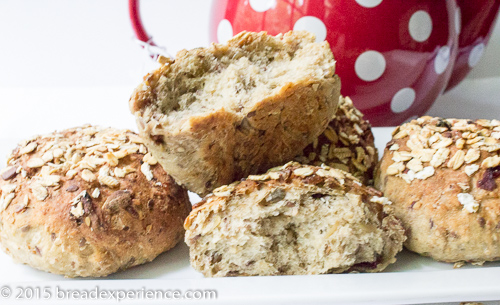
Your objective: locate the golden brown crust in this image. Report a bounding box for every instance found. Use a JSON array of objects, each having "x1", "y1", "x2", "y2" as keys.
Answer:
[
  {"x1": 295, "y1": 96, "x2": 378, "y2": 185},
  {"x1": 185, "y1": 162, "x2": 405, "y2": 276},
  {"x1": 186, "y1": 162, "x2": 383, "y2": 227},
  {"x1": 129, "y1": 31, "x2": 340, "y2": 195},
  {"x1": 375, "y1": 116, "x2": 500, "y2": 262},
  {"x1": 0, "y1": 126, "x2": 191, "y2": 277}
]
